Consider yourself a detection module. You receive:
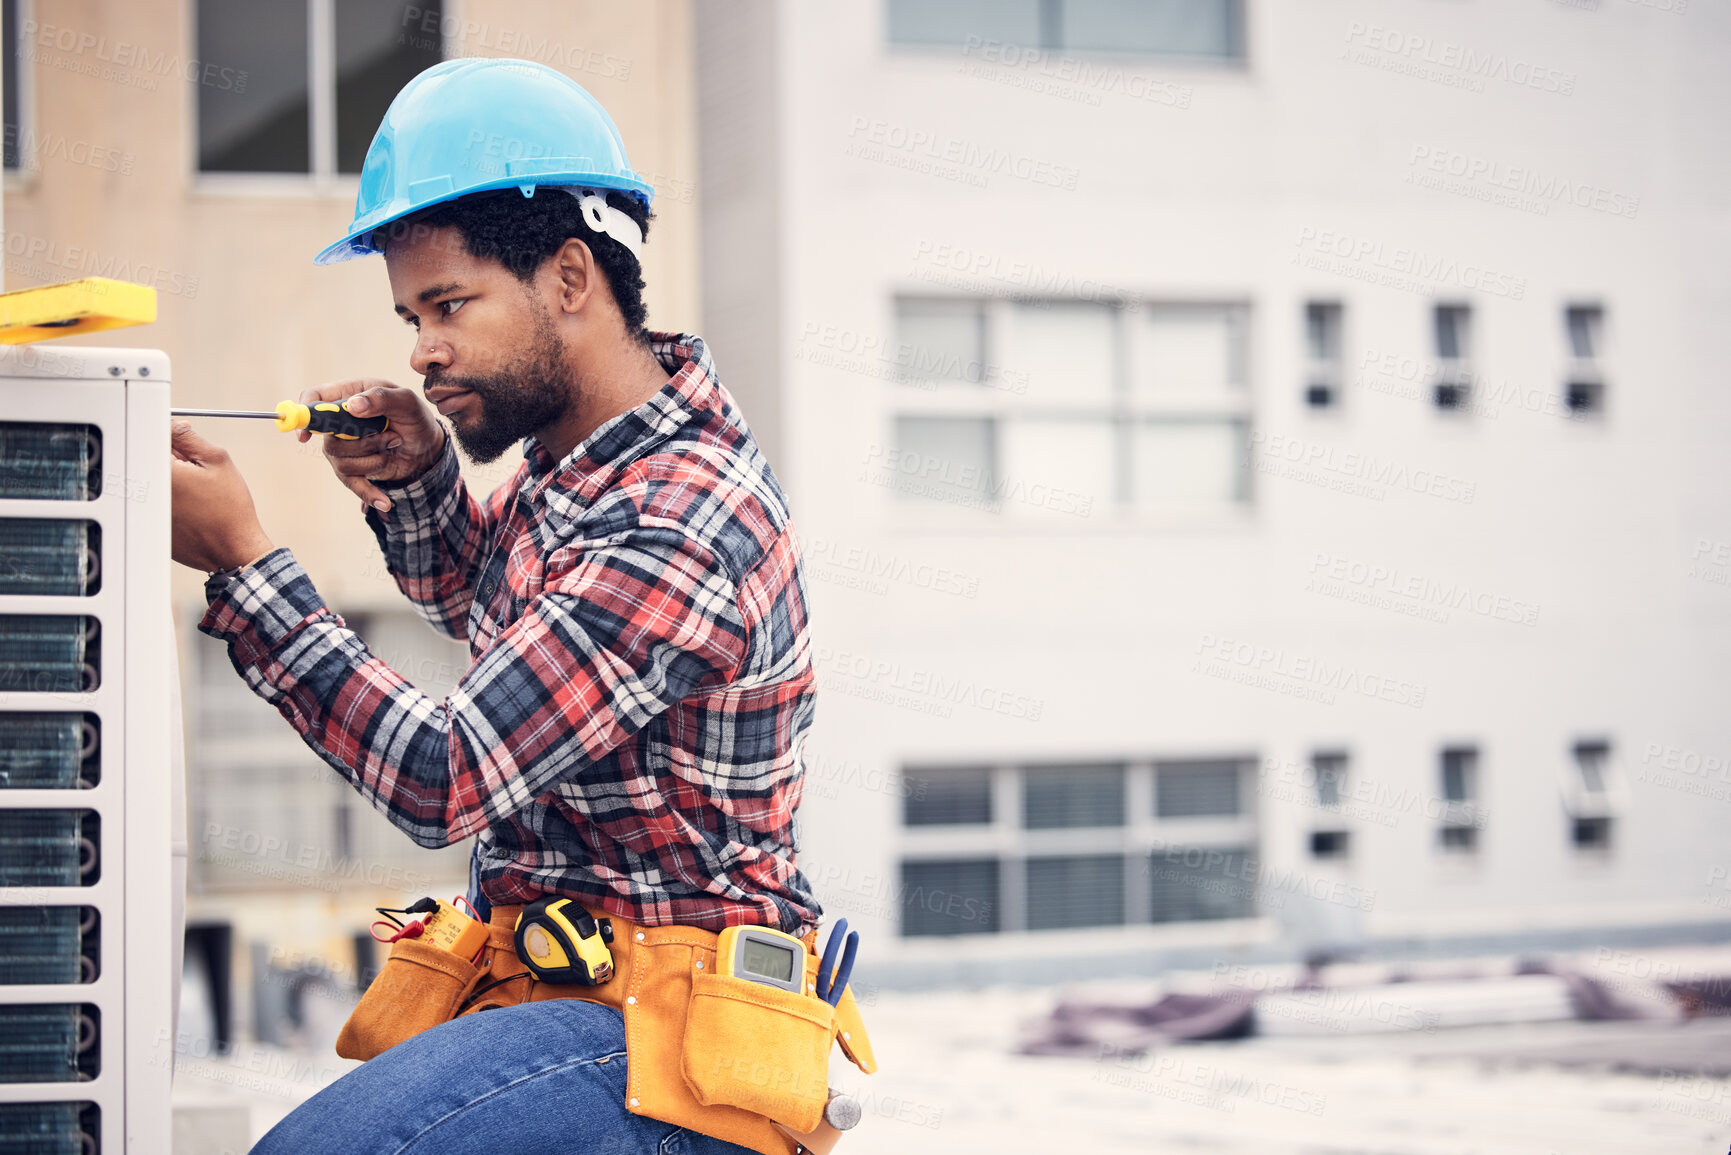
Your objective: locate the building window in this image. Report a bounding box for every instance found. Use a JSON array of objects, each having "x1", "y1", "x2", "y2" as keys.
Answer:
[
  {"x1": 1562, "y1": 738, "x2": 1619, "y2": 852},
  {"x1": 1155, "y1": 759, "x2": 1243, "y2": 818},
  {"x1": 1439, "y1": 825, "x2": 1478, "y2": 851},
  {"x1": 900, "y1": 858, "x2": 1001, "y2": 936},
  {"x1": 887, "y1": 0, "x2": 1245, "y2": 61},
  {"x1": 1309, "y1": 830, "x2": 1349, "y2": 859},
  {"x1": 904, "y1": 766, "x2": 993, "y2": 826},
  {"x1": 1564, "y1": 304, "x2": 1605, "y2": 415},
  {"x1": 1573, "y1": 740, "x2": 1609, "y2": 794},
  {"x1": 1312, "y1": 750, "x2": 1347, "y2": 810},
  {"x1": 1431, "y1": 304, "x2": 1472, "y2": 411},
  {"x1": 895, "y1": 757, "x2": 1257, "y2": 936},
  {"x1": 1024, "y1": 763, "x2": 1125, "y2": 828},
  {"x1": 1149, "y1": 845, "x2": 1256, "y2": 922},
  {"x1": 1027, "y1": 854, "x2": 1124, "y2": 930},
  {"x1": 1309, "y1": 750, "x2": 1349, "y2": 858},
  {"x1": 888, "y1": 414, "x2": 998, "y2": 508},
  {"x1": 1304, "y1": 302, "x2": 1342, "y2": 409},
  {"x1": 895, "y1": 298, "x2": 991, "y2": 385},
  {"x1": 890, "y1": 297, "x2": 1251, "y2": 519},
  {"x1": 196, "y1": 0, "x2": 443, "y2": 176},
  {"x1": 2, "y1": 0, "x2": 20, "y2": 172},
  {"x1": 1571, "y1": 817, "x2": 1611, "y2": 850},
  {"x1": 1437, "y1": 745, "x2": 1481, "y2": 851}
]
